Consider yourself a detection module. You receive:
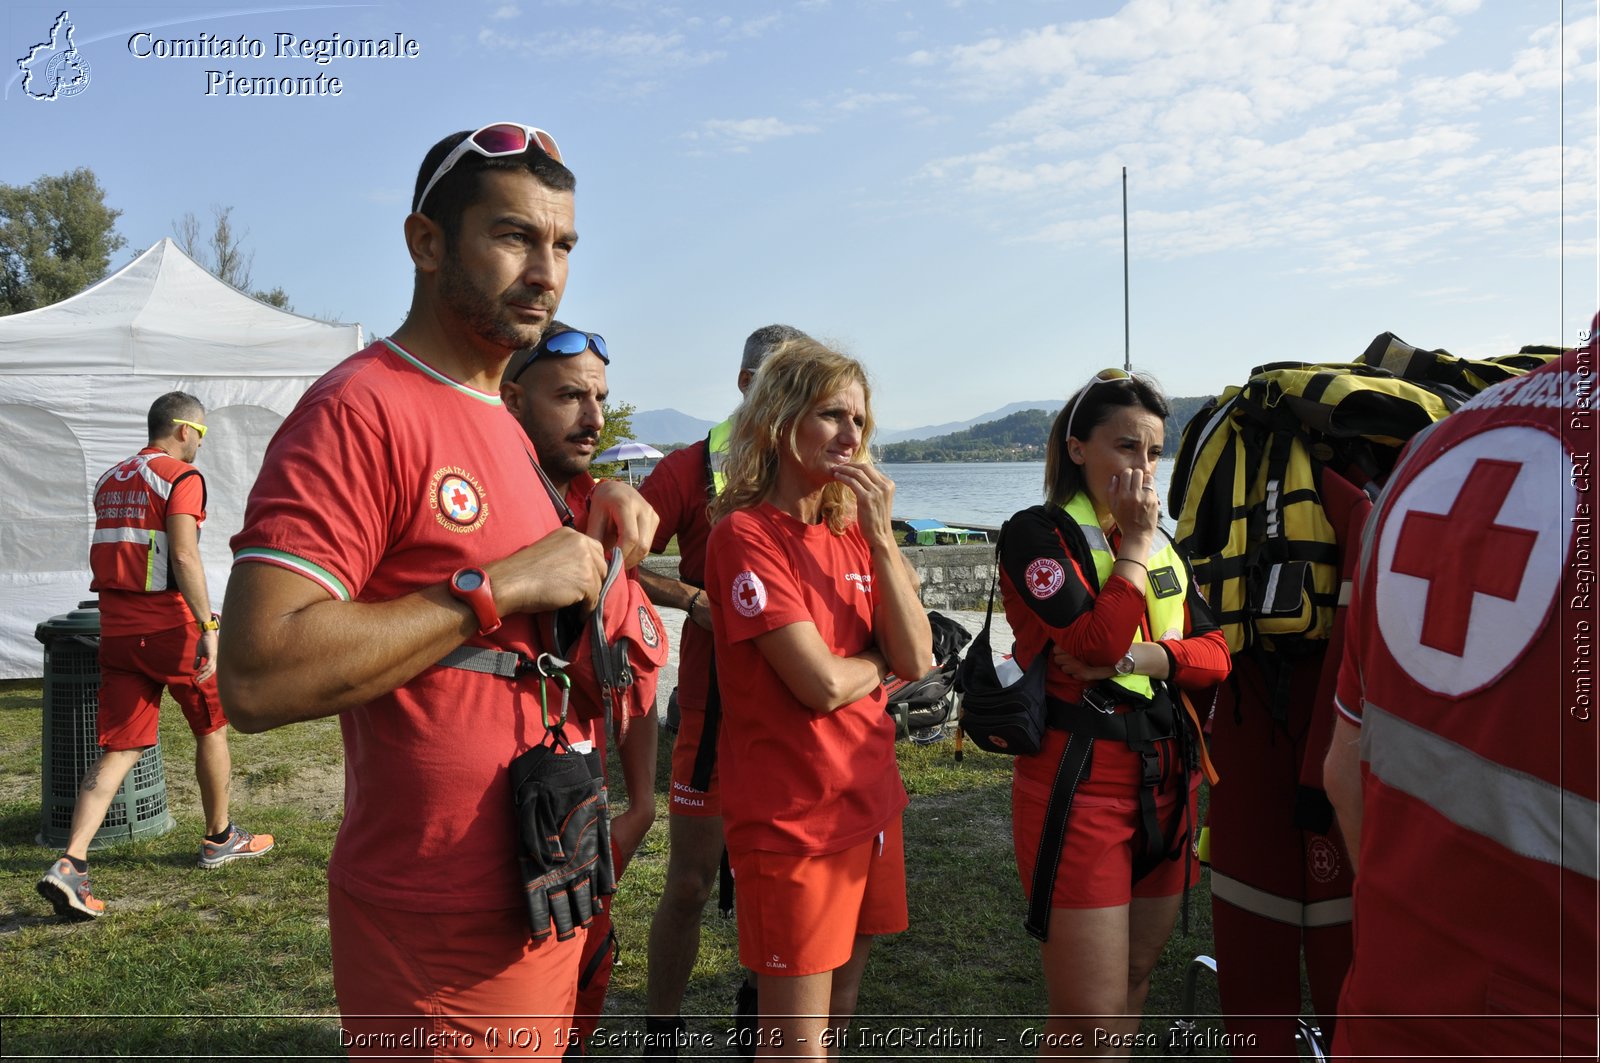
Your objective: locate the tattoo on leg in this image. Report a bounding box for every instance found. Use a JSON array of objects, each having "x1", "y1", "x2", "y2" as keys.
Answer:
[{"x1": 82, "y1": 764, "x2": 101, "y2": 792}]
